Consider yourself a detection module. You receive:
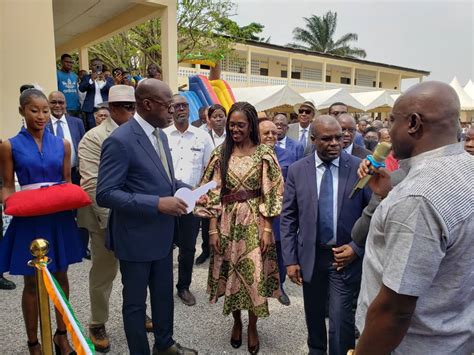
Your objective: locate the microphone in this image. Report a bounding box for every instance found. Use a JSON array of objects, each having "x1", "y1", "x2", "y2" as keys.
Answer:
[{"x1": 349, "y1": 142, "x2": 392, "y2": 199}]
